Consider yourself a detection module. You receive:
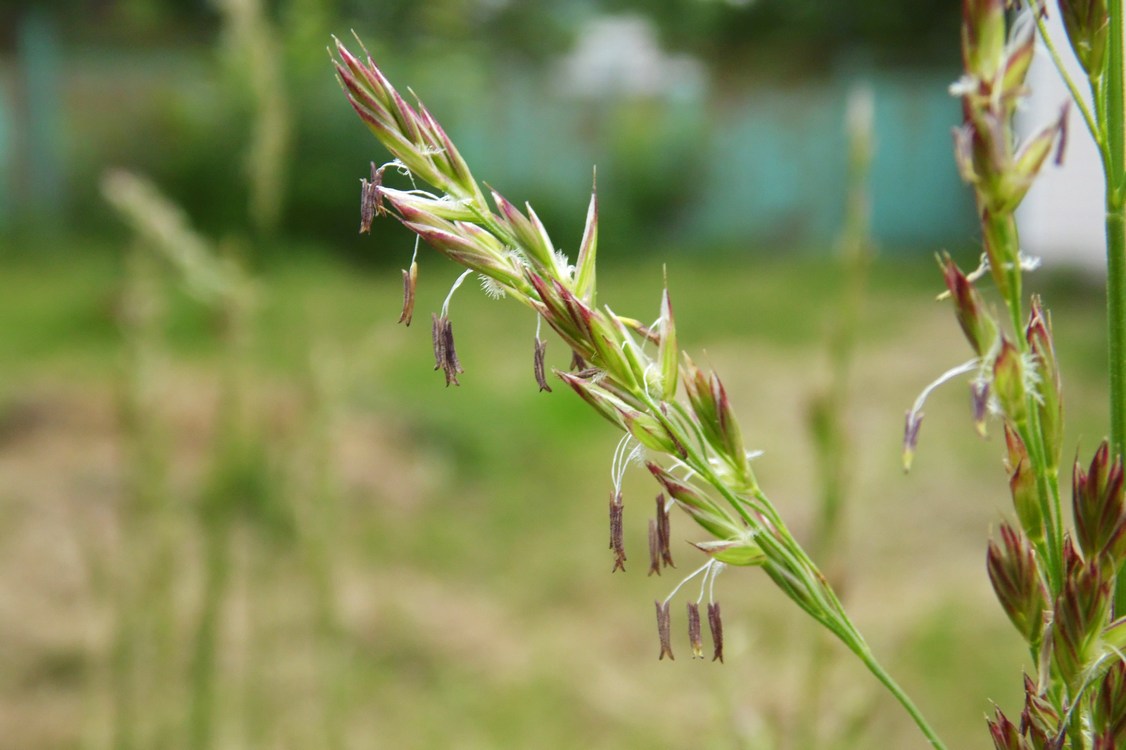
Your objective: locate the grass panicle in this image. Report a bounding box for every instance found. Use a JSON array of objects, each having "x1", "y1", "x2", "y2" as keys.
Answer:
[
  {"x1": 902, "y1": 3, "x2": 1126, "y2": 746},
  {"x1": 334, "y1": 36, "x2": 948, "y2": 749}
]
